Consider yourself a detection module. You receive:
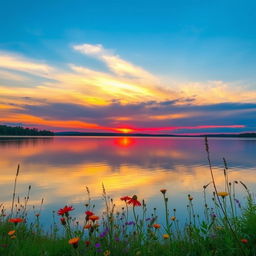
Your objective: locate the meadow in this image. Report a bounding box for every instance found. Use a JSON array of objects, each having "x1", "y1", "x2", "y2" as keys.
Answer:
[{"x1": 0, "y1": 137, "x2": 256, "y2": 256}]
